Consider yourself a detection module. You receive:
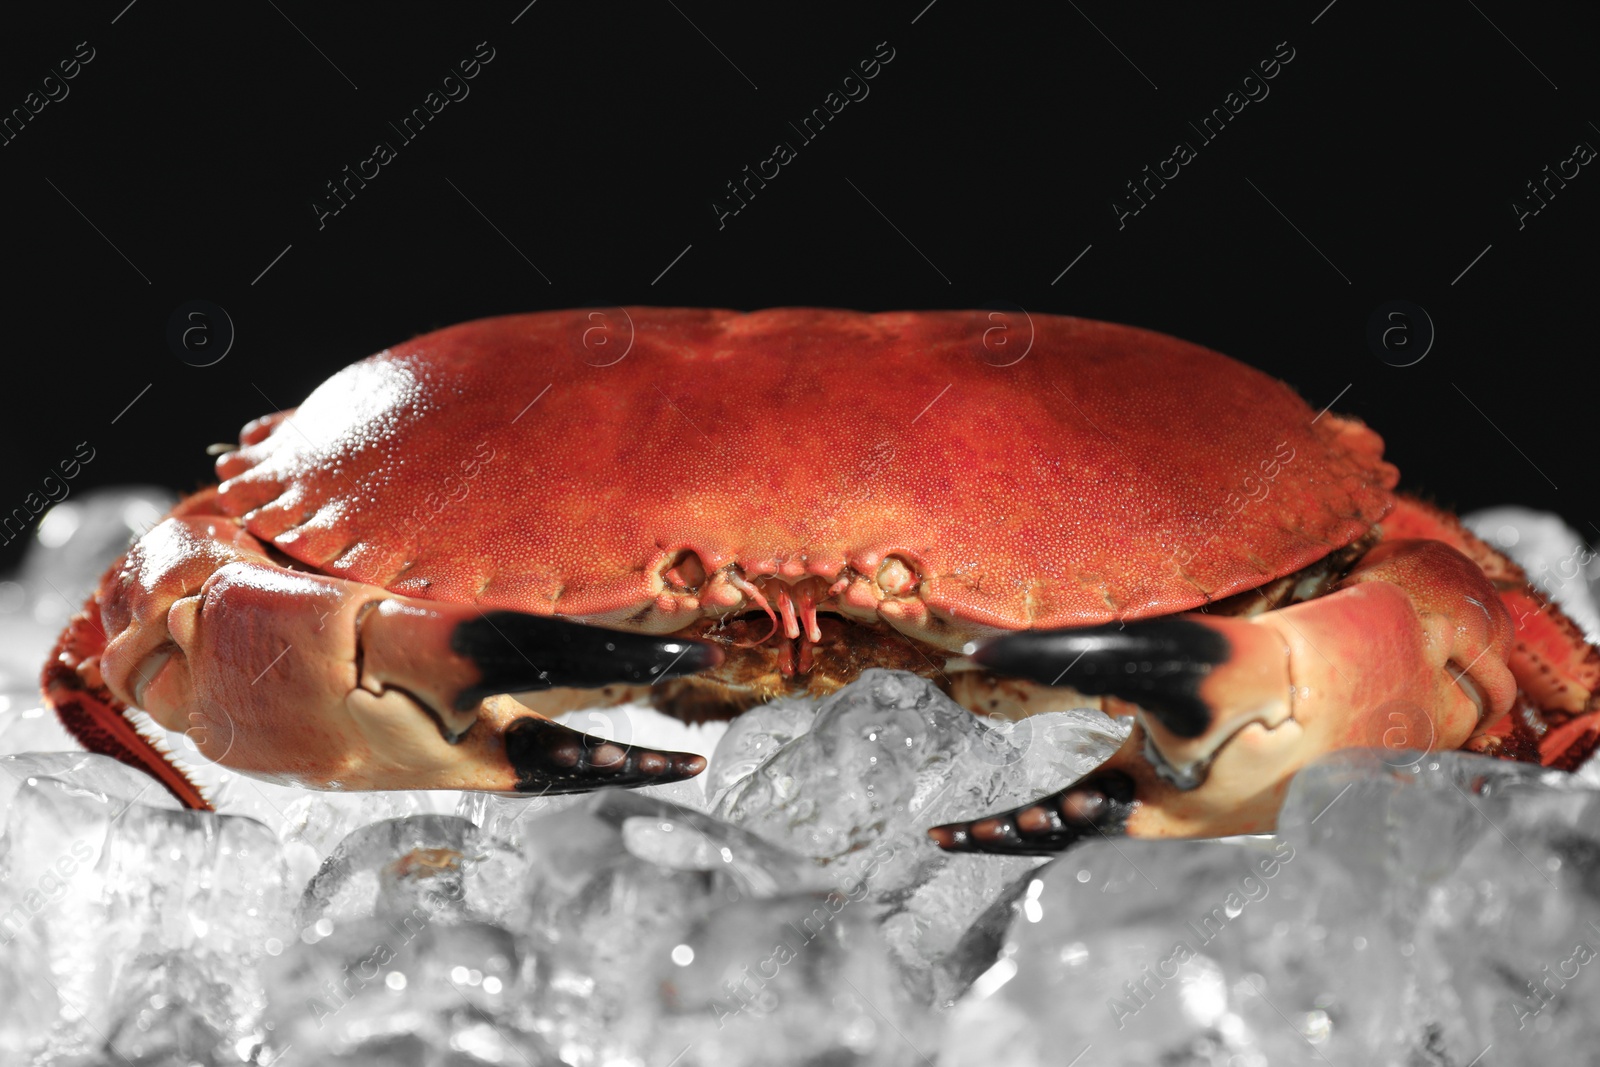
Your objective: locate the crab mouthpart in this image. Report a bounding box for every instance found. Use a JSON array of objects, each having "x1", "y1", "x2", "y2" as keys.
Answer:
[{"x1": 723, "y1": 574, "x2": 833, "y2": 678}]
